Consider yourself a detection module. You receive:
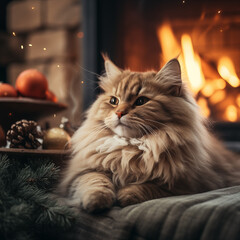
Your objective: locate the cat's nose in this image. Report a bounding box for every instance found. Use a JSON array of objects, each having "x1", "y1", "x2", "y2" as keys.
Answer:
[{"x1": 116, "y1": 111, "x2": 124, "y2": 119}]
